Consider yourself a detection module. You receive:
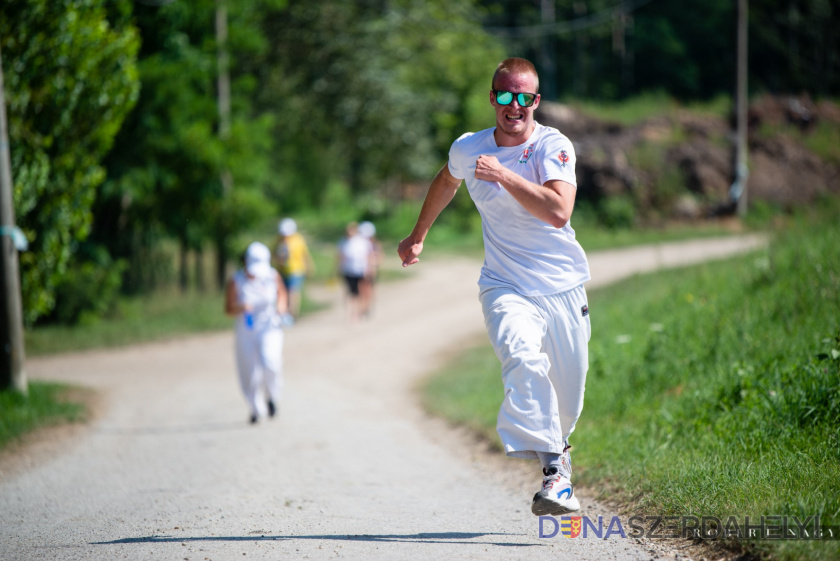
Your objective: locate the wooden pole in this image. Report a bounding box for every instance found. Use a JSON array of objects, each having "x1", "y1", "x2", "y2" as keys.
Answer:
[{"x1": 0, "y1": 44, "x2": 27, "y2": 395}]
